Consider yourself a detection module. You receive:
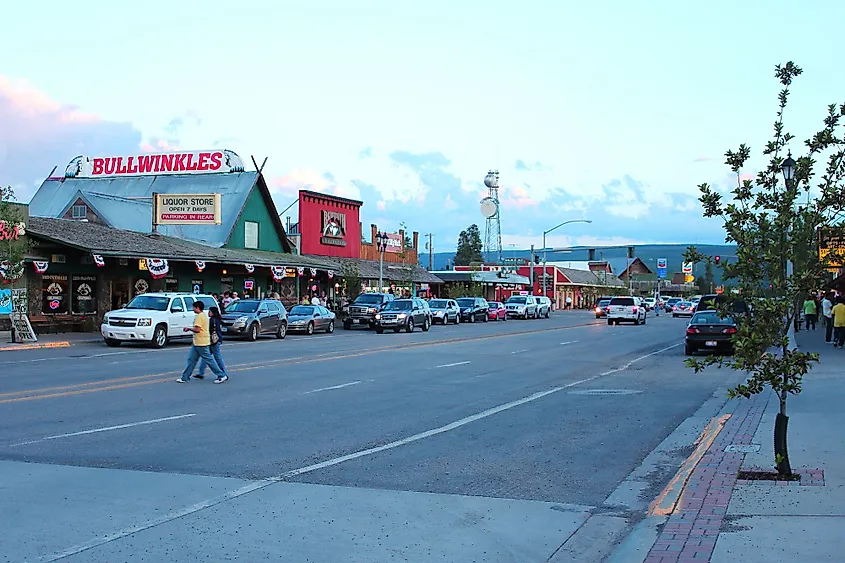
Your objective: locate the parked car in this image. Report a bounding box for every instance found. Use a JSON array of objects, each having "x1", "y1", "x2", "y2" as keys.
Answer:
[
  {"x1": 102, "y1": 293, "x2": 219, "y2": 348},
  {"x1": 428, "y1": 299, "x2": 460, "y2": 324},
  {"x1": 287, "y1": 305, "x2": 335, "y2": 335},
  {"x1": 664, "y1": 297, "x2": 682, "y2": 312},
  {"x1": 685, "y1": 310, "x2": 737, "y2": 356},
  {"x1": 643, "y1": 297, "x2": 656, "y2": 311},
  {"x1": 505, "y1": 295, "x2": 538, "y2": 319},
  {"x1": 344, "y1": 292, "x2": 395, "y2": 330},
  {"x1": 221, "y1": 298, "x2": 288, "y2": 341},
  {"x1": 607, "y1": 296, "x2": 647, "y2": 325},
  {"x1": 487, "y1": 301, "x2": 507, "y2": 321},
  {"x1": 456, "y1": 297, "x2": 489, "y2": 323},
  {"x1": 595, "y1": 298, "x2": 611, "y2": 318},
  {"x1": 695, "y1": 294, "x2": 750, "y2": 316},
  {"x1": 534, "y1": 296, "x2": 552, "y2": 318},
  {"x1": 672, "y1": 301, "x2": 695, "y2": 318},
  {"x1": 374, "y1": 298, "x2": 431, "y2": 333}
]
